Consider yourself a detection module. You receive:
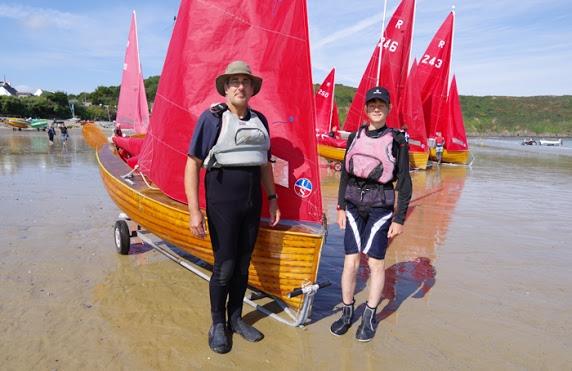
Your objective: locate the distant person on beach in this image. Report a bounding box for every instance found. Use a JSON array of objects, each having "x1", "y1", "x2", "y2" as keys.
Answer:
[
  {"x1": 114, "y1": 123, "x2": 123, "y2": 137},
  {"x1": 331, "y1": 86, "x2": 412, "y2": 342},
  {"x1": 435, "y1": 131, "x2": 445, "y2": 163},
  {"x1": 47, "y1": 125, "x2": 56, "y2": 145},
  {"x1": 60, "y1": 124, "x2": 69, "y2": 143},
  {"x1": 184, "y1": 60, "x2": 281, "y2": 354}
]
